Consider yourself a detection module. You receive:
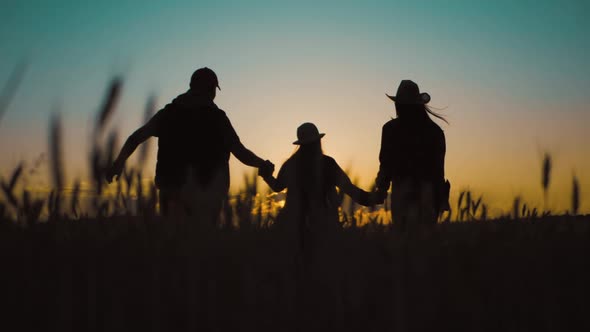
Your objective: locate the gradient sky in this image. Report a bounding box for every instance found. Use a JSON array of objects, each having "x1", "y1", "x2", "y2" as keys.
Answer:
[{"x1": 1, "y1": 0, "x2": 589, "y2": 213}]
